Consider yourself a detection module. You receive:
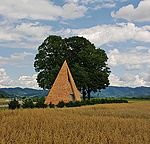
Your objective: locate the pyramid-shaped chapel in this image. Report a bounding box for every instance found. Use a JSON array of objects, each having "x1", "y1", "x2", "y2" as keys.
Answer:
[{"x1": 45, "y1": 60, "x2": 81, "y2": 105}]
